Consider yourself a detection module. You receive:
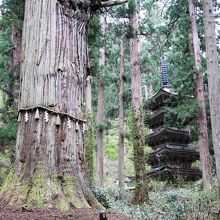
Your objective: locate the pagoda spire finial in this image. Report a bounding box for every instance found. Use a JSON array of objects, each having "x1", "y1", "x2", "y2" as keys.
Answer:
[{"x1": 161, "y1": 56, "x2": 169, "y2": 88}]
